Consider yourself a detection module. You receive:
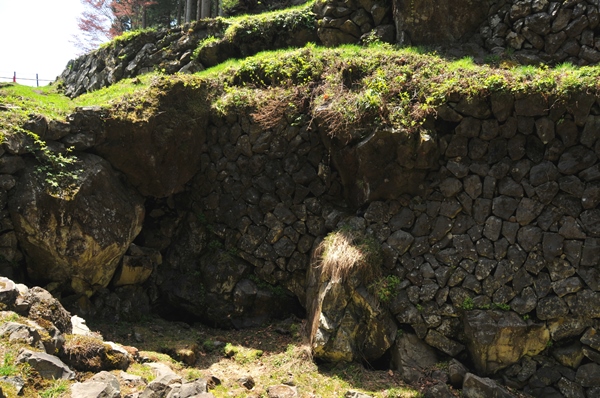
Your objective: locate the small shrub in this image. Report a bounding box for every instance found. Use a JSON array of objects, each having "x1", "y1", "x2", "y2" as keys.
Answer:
[
  {"x1": 28, "y1": 133, "x2": 83, "y2": 199},
  {"x1": 202, "y1": 339, "x2": 216, "y2": 353},
  {"x1": 370, "y1": 275, "x2": 402, "y2": 303}
]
